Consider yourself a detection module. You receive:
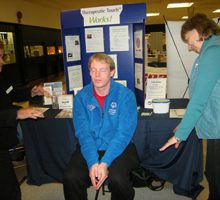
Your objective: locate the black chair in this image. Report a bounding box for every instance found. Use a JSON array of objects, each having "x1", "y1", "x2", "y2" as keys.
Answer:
[
  {"x1": 9, "y1": 144, "x2": 25, "y2": 162},
  {"x1": 9, "y1": 144, "x2": 27, "y2": 185}
]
